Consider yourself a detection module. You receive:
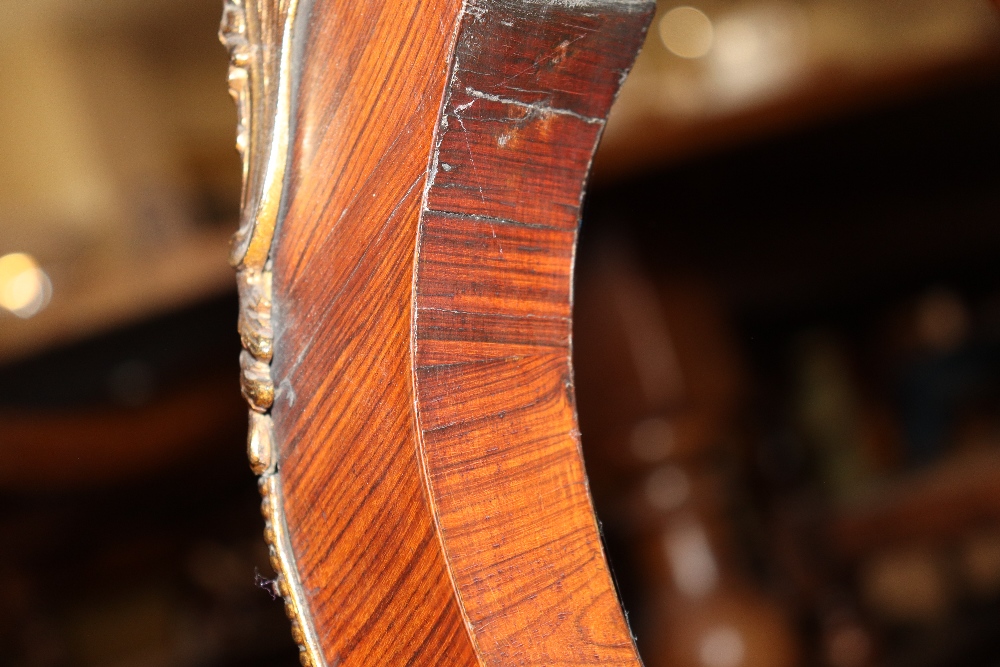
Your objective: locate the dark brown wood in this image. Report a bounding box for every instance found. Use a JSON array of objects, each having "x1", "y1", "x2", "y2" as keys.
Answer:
[{"x1": 265, "y1": 1, "x2": 653, "y2": 664}]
